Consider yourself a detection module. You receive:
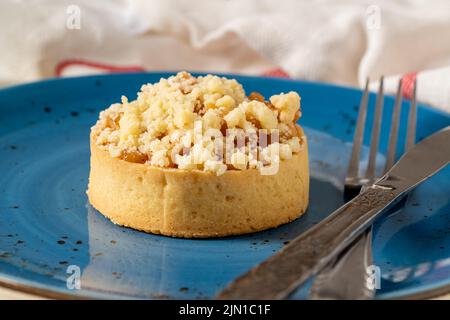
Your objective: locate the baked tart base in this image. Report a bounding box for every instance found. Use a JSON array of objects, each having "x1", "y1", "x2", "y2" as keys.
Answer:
[{"x1": 87, "y1": 134, "x2": 309, "y2": 238}]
